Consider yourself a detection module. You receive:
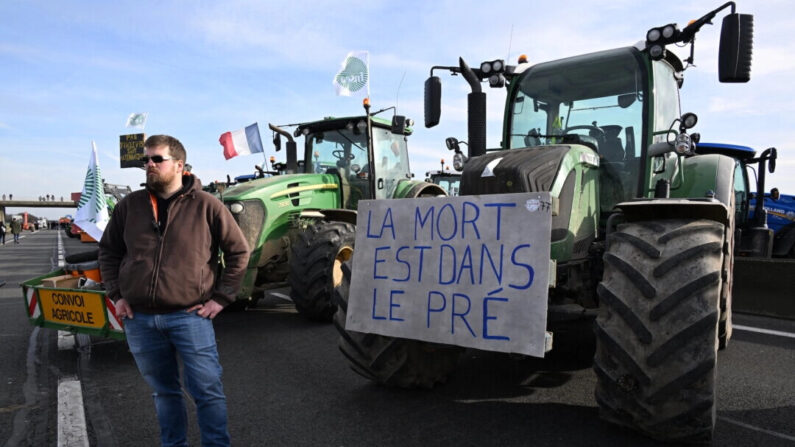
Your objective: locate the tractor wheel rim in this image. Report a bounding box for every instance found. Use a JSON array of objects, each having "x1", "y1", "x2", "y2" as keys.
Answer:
[{"x1": 333, "y1": 246, "x2": 354, "y2": 287}]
